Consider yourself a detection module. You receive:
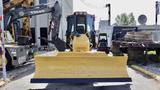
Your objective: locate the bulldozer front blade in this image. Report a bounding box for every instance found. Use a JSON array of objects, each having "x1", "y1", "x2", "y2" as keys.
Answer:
[{"x1": 31, "y1": 51, "x2": 131, "y2": 83}]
